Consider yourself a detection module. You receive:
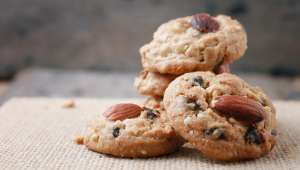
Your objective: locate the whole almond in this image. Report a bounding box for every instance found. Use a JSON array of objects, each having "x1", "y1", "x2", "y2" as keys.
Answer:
[
  {"x1": 103, "y1": 103, "x2": 143, "y2": 121},
  {"x1": 191, "y1": 13, "x2": 219, "y2": 33},
  {"x1": 213, "y1": 95, "x2": 265, "y2": 123}
]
